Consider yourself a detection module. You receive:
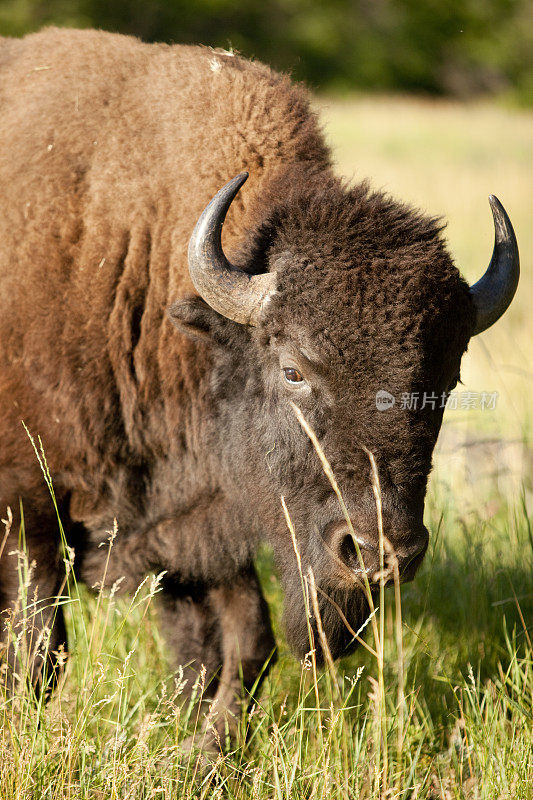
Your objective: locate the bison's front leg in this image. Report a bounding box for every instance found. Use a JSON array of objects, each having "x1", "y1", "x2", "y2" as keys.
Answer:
[
  {"x1": 158, "y1": 581, "x2": 224, "y2": 702},
  {"x1": 205, "y1": 567, "x2": 276, "y2": 749},
  {"x1": 160, "y1": 566, "x2": 276, "y2": 753}
]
